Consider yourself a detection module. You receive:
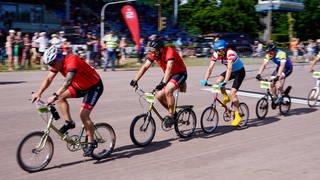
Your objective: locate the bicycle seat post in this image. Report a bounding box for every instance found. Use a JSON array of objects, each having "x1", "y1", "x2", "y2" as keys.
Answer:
[{"x1": 174, "y1": 90, "x2": 179, "y2": 112}]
